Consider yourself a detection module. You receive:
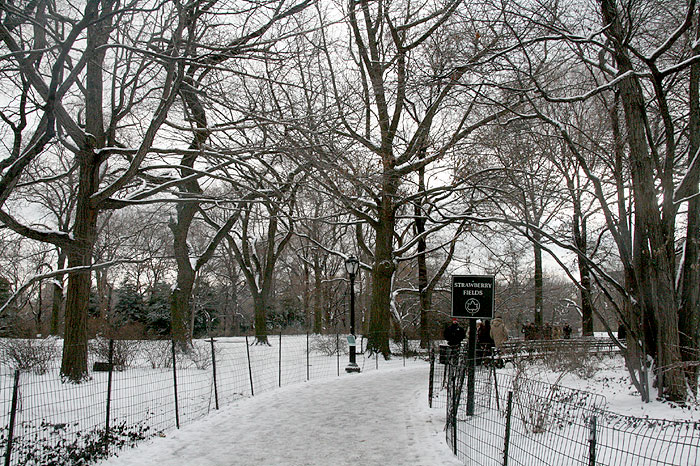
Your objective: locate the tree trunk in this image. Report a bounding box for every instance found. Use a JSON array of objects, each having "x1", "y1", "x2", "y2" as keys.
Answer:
[
  {"x1": 168, "y1": 67, "x2": 208, "y2": 344},
  {"x1": 61, "y1": 152, "x2": 100, "y2": 382},
  {"x1": 253, "y1": 293, "x2": 270, "y2": 345},
  {"x1": 35, "y1": 281, "x2": 43, "y2": 333},
  {"x1": 169, "y1": 213, "x2": 196, "y2": 345},
  {"x1": 367, "y1": 190, "x2": 396, "y2": 358},
  {"x1": 50, "y1": 251, "x2": 66, "y2": 336},
  {"x1": 599, "y1": 0, "x2": 686, "y2": 401},
  {"x1": 533, "y1": 234, "x2": 543, "y2": 329},
  {"x1": 418, "y1": 248, "x2": 429, "y2": 348},
  {"x1": 416, "y1": 155, "x2": 430, "y2": 348},
  {"x1": 571, "y1": 186, "x2": 594, "y2": 336},
  {"x1": 679, "y1": 33, "x2": 700, "y2": 392},
  {"x1": 301, "y1": 261, "x2": 310, "y2": 332},
  {"x1": 60, "y1": 0, "x2": 111, "y2": 380},
  {"x1": 579, "y1": 261, "x2": 594, "y2": 336},
  {"x1": 96, "y1": 270, "x2": 111, "y2": 320}
]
